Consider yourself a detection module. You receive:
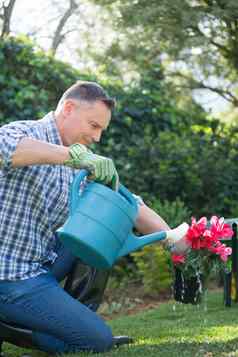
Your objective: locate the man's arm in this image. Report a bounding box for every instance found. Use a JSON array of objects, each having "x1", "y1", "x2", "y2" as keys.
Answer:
[
  {"x1": 135, "y1": 203, "x2": 189, "y2": 254},
  {"x1": 135, "y1": 203, "x2": 170, "y2": 233},
  {"x1": 11, "y1": 137, "x2": 70, "y2": 167},
  {"x1": 0, "y1": 136, "x2": 119, "y2": 190}
]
